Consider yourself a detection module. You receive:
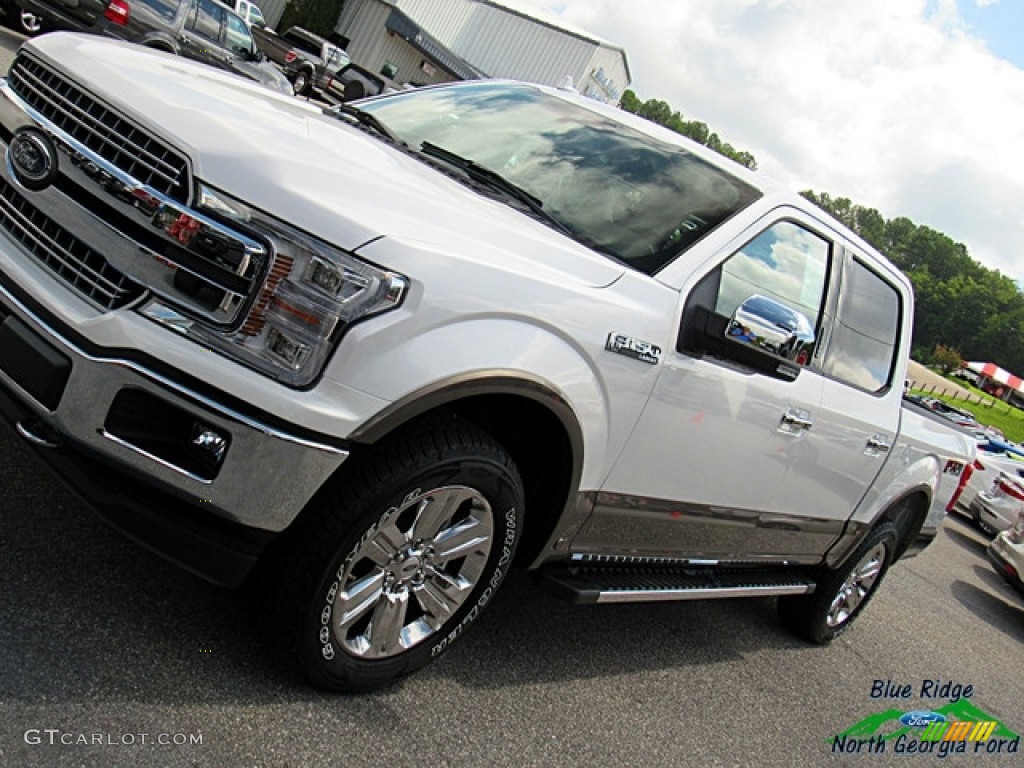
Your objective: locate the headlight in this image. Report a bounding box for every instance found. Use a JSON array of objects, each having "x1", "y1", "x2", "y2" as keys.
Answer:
[{"x1": 141, "y1": 184, "x2": 407, "y2": 387}]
